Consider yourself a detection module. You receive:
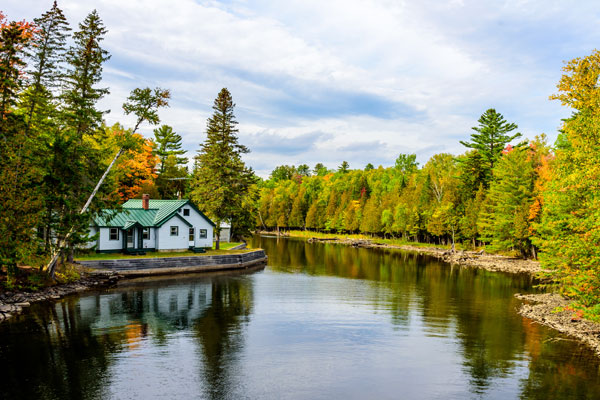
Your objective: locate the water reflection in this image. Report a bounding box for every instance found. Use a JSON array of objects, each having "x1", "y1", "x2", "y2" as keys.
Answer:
[
  {"x1": 252, "y1": 235, "x2": 600, "y2": 398},
  {"x1": 0, "y1": 237, "x2": 599, "y2": 399}
]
